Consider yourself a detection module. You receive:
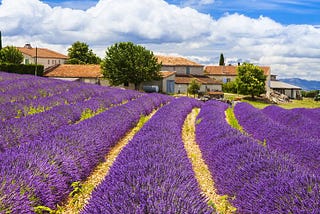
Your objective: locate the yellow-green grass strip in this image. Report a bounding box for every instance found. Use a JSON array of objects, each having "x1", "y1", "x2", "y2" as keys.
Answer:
[{"x1": 225, "y1": 107, "x2": 243, "y2": 132}]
